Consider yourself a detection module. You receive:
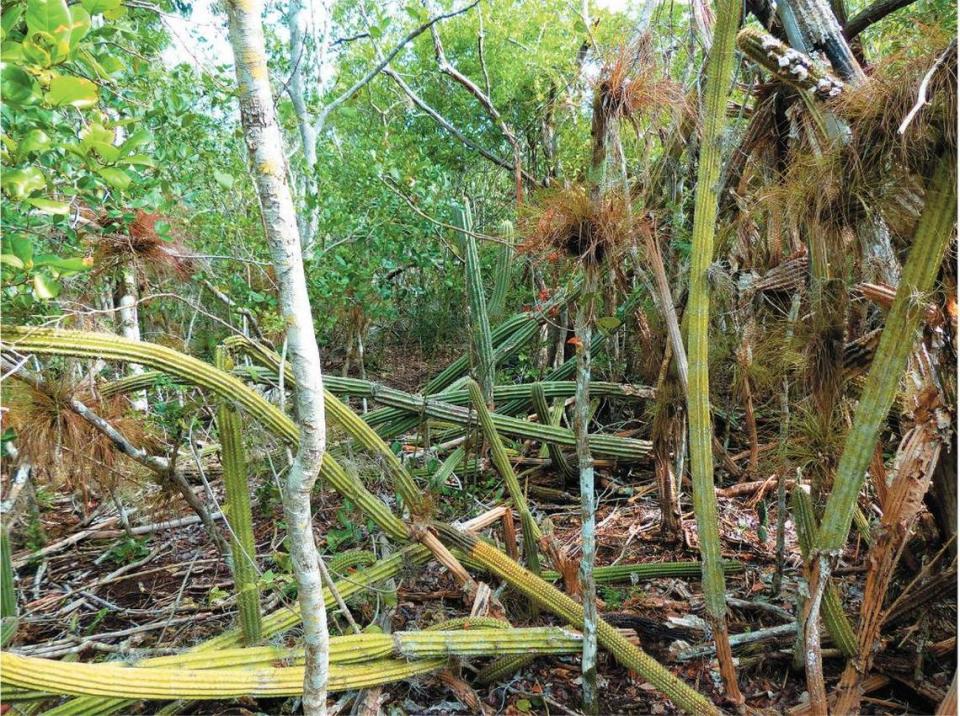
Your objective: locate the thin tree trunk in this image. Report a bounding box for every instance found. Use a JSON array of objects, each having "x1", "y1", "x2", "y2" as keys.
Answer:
[
  {"x1": 225, "y1": 0, "x2": 330, "y2": 710},
  {"x1": 686, "y1": 0, "x2": 744, "y2": 702},
  {"x1": 117, "y1": 266, "x2": 147, "y2": 412},
  {"x1": 575, "y1": 264, "x2": 598, "y2": 715}
]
